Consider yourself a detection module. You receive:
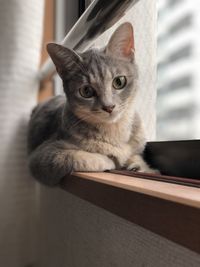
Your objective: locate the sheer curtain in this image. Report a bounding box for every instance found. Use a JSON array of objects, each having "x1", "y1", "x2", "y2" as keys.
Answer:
[
  {"x1": 0, "y1": 1, "x2": 44, "y2": 266},
  {"x1": 93, "y1": 0, "x2": 157, "y2": 140}
]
